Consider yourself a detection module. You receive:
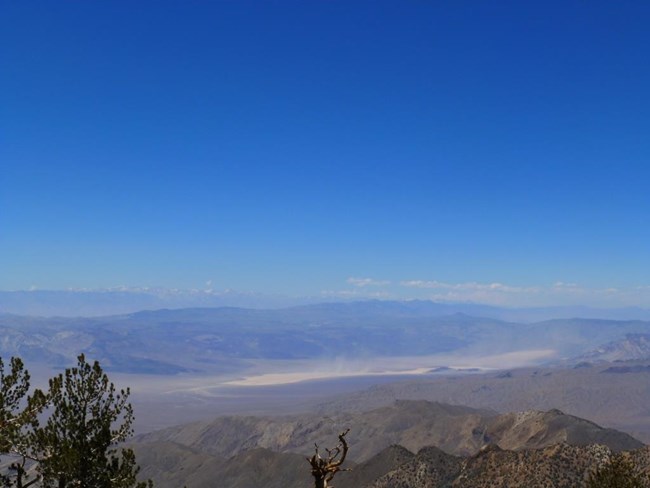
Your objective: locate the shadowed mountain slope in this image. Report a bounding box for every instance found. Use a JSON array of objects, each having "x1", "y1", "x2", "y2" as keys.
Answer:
[
  {"x1": 133, "y1": 442, "x2": 311, "y2": 488},
  {"x1": 336, "y1": 445, "x2": 415, "y2": 488}
]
